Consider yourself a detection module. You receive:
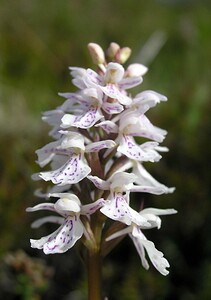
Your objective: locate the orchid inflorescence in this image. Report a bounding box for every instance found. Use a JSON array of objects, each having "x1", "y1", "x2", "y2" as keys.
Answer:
[{"x1": 27, "y1": 42, "x2": 176, "y2": 277}]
